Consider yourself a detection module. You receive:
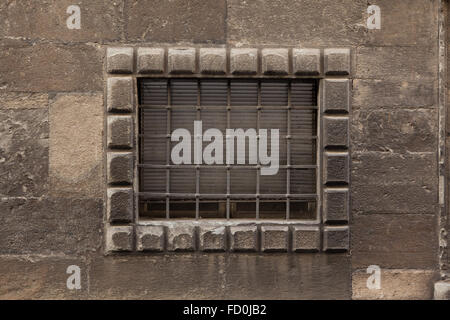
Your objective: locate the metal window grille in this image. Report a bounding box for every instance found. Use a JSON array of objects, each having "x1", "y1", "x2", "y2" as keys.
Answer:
[{"x1": 138, "y1": 78, "x2": 318, "y2": 220}]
